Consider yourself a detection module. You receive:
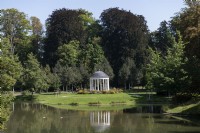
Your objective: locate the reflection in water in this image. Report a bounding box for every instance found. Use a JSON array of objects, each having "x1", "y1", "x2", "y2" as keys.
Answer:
[
  {"x1": 123, "y1": 105, "x2": 164, "y2": 113},
  {"x1": 90, "y1": 111, "x2": 110, "y2": 132},
  {"x1": 5, "y1": 103, "x2": 200, "y2": 133}
]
